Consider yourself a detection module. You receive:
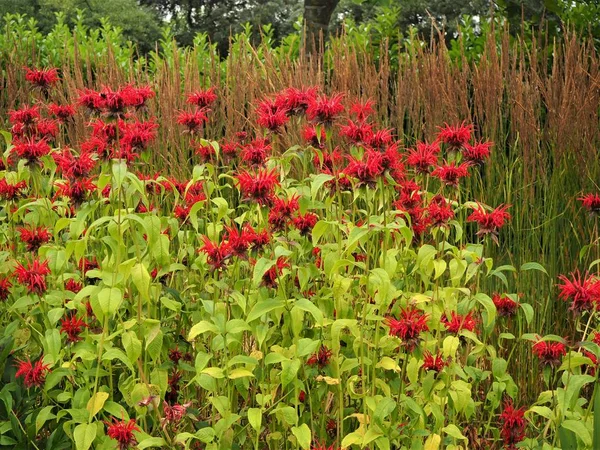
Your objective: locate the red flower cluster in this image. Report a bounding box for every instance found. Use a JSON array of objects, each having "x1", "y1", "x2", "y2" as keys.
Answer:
[
  {"x1": 187, "y1": 88, "x2": 217, "y2": 108},
  {"x1": 437, "y1": 122, "x2": 473, "y2": 149},
  {"x1": 579, "y1": 193, "x2": 600, "y2": 214},
  {"x1": 492, "y1": 293, "x2": 520, "y2": 317},
  {"x1": 236, "y1": 168, "x2": 279, "y2": 206},
  {"x1": 385, "y1": 307, "x2": 429, "y2": 351},
  {"x1": 14, "y1": 257, "x2": 51, "y2": 295},
  {"x1": 557, "y1": 271, "x2": 600, "y2": 313},
  {"x1": 307, "y1": 345, "x2": 333, "y2": 368},
  {"x1": 15, "y1": 357, "x2": 51, "y2": 388},
  {"x1": 106, "y1": 418, "x2": 140, "y2": 450},
  {"x1": 432, "y1": 162, "x2": 470, "y2": 187},
  {"x1": 60, "y1": 314, "x2": 87, "y2": 342},
  {"x1": 422, "y1": 351, "x2": 449, "y2": 373},
  {"x1": 467, "y1": 204, "x2": 511, "y2": 242},
  {"x1": 261, "y1": 257, "x2": 289, "y2": 288},
  {"x1": 441, "y1": 311, "x2": 477, "y2": 334},
  {"x1": 17, "y1": 226, "x2": 51, "y2": 252},
  {"x1": 25, "y1": 67, "x2": 59, "y2": 92},
  {"x1": 499, "y1": 401, "x2": 527, "y2": 449},
  {"x1": 532, "y1": 339, "x2": 567, "y2": 367}
]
